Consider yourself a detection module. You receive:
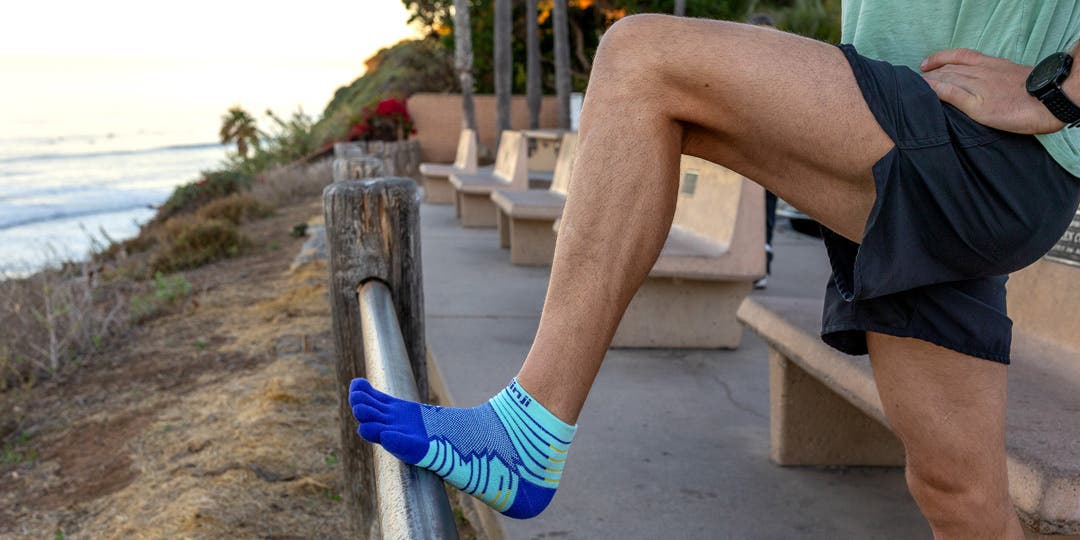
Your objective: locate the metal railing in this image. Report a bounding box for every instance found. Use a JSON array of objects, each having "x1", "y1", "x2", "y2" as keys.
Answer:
[{"x1": 357, "y1": 280, "x2": 458, "y2": 539}]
